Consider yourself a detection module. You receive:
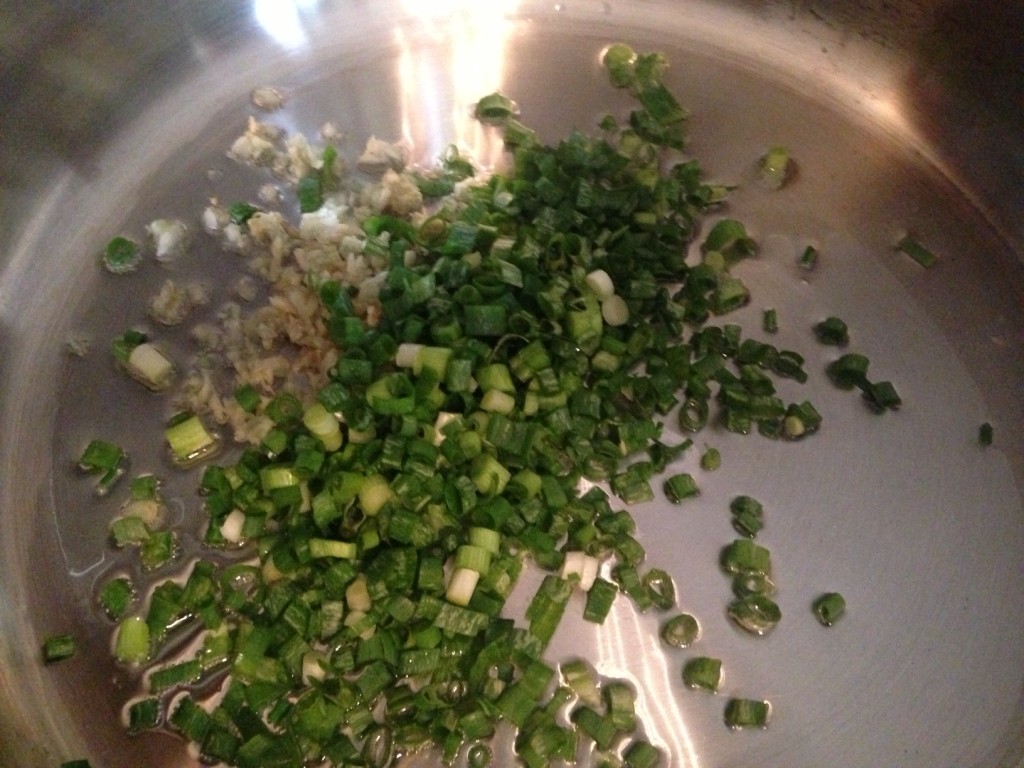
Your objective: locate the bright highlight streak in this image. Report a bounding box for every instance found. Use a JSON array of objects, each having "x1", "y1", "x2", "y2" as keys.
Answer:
[
  {"x1": 398, "y1": 0, "x2": 519, "y2": 168},
  {"x1": 598, "y1": 600, "x2": 703, "y2": 768},
  {"x1": 253, "y1": 0, "x2": 320, "y2": 51}
]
